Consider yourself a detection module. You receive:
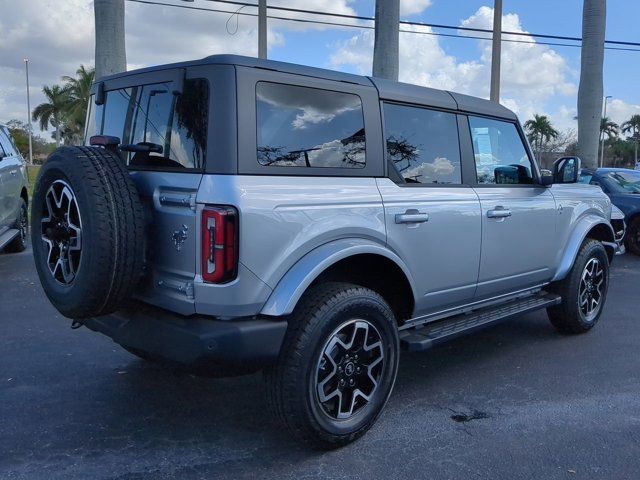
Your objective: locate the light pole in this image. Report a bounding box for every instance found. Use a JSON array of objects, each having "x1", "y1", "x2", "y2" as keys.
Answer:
[
  {"x1": 489, "y1": 0, "x2": 502, "y2": 103},
  {"x1": 24, "y1": 58, "x2": 33, "y2": 165},
  {"x1": 600, "y1": 95, "x2": 612, "y2": 167},
  {"x1": 258, "y1": 0, "x2": 267, "y2": 59}
]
